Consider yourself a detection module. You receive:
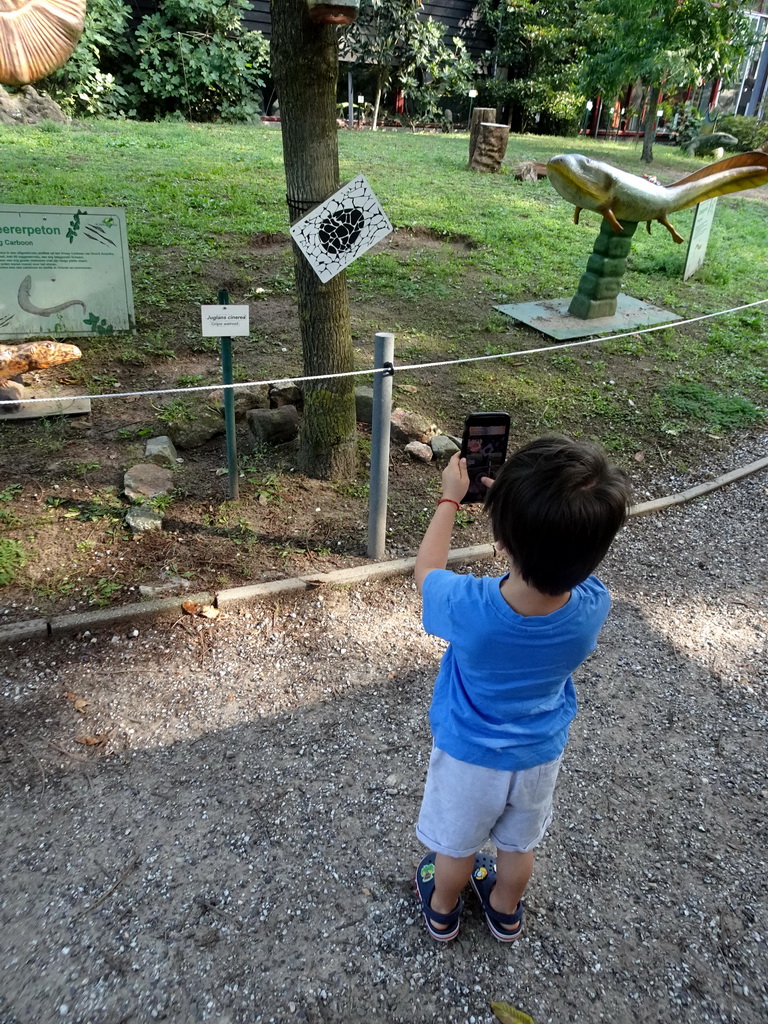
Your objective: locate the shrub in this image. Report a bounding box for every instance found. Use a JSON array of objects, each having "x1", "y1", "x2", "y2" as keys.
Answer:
[
  {"x1": 36, "y1": 0, "x2": 133, "y2": 117},
  {"x1": 717, "y1": 114, "x2": 768, "y2": 152},
  {"x1": 673, "y1": 101, "x2": 704, "y2": 150},
  {"x1": 131, "y1": 0, "x2": 270, "y2": 122}
]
